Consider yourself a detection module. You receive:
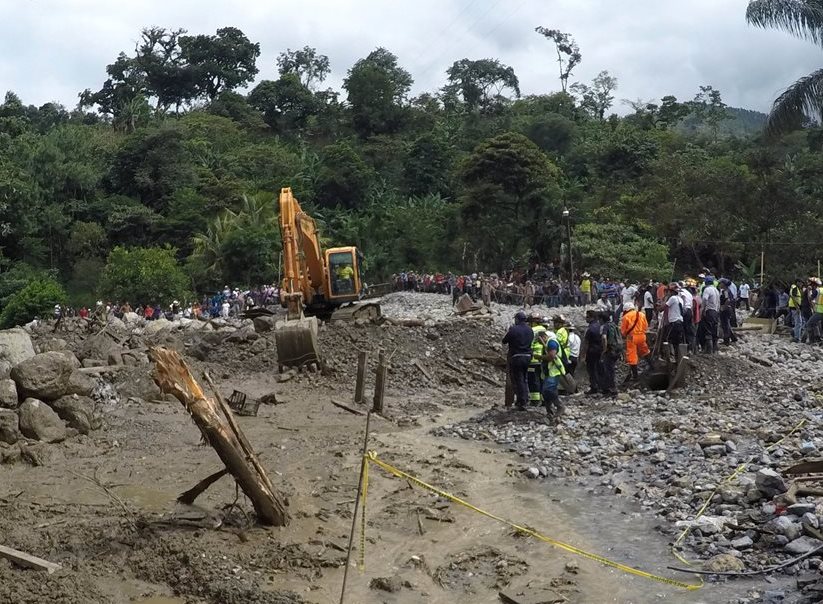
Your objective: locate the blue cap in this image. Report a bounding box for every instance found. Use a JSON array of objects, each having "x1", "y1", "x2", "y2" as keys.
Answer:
[{"x1": 704, "y1": 276, "x2": 714, "y2": 285}]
